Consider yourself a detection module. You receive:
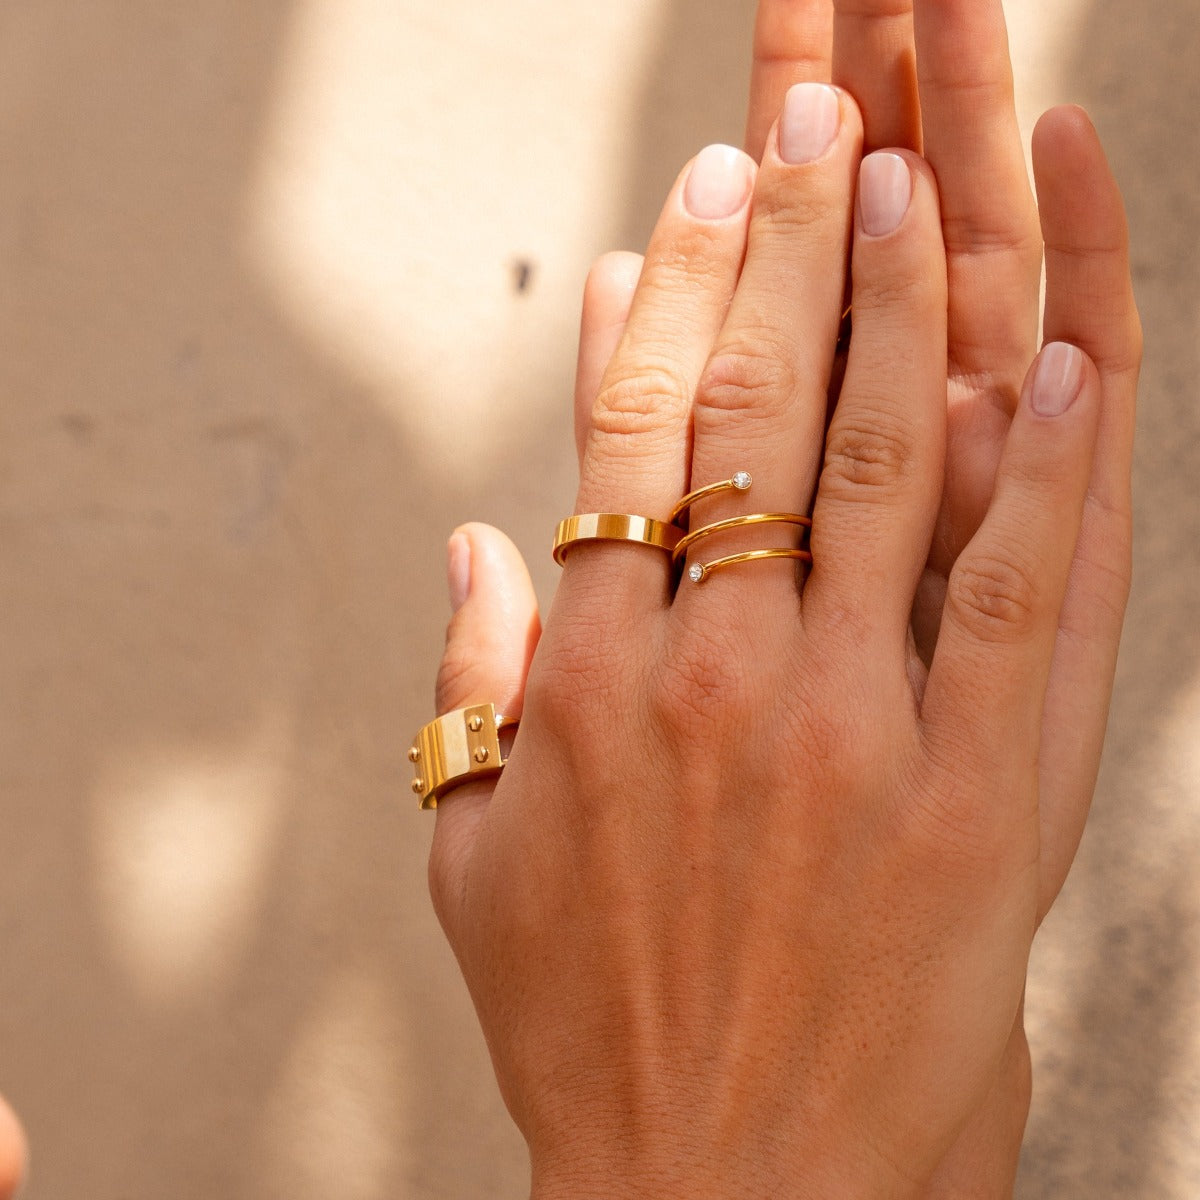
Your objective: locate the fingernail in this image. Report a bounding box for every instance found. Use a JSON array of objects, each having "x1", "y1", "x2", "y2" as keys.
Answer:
[
  {"x1": 1030, "y1": 342, "x2": 1085, "y2": 416},
  {"x1": 684, "y1": 144, "x2": 753, "y2": 220},
  {"x1": 859, "y1": 153, "x2": 913, "y2": 237},
  {"x1": 779, "y1": 83, "x2": 840, "y2": 165},
  {"x1": 447, "y1": 532, "x2": 471, "y2": 612}
]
